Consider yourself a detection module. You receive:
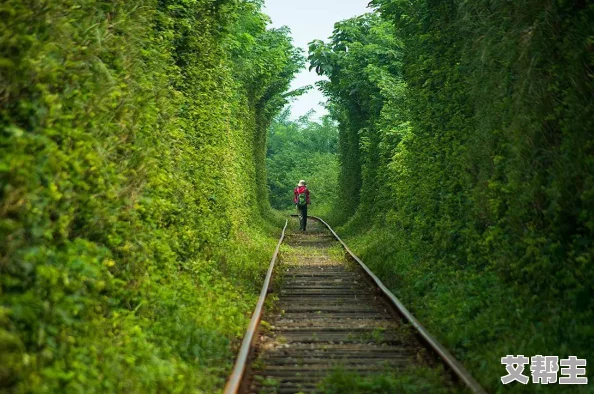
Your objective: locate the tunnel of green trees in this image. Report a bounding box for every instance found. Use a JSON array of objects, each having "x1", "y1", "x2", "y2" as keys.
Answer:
[{"x1": 1, "y1": 0, "x2": 592, "y2": 392}]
